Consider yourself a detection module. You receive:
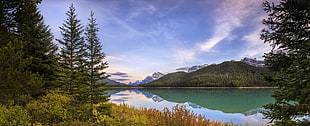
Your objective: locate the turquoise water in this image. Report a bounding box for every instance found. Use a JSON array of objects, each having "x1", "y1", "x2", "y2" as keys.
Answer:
[
  {"x1": 108, "y1": 88, "x2": 276, "y2": 125},
  {"x1": 140, "y1": 88, "x2": 275, "y2": 113}
]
